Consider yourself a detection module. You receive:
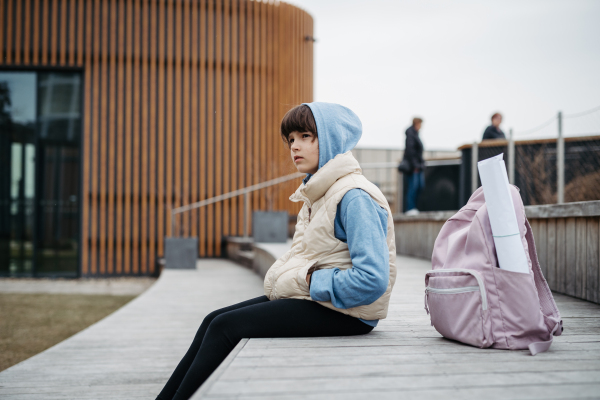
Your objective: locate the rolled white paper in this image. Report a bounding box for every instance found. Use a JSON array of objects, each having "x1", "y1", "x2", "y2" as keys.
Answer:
[{"x1": 477, "y1": 154, "x2": 529, "y2": 274}]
